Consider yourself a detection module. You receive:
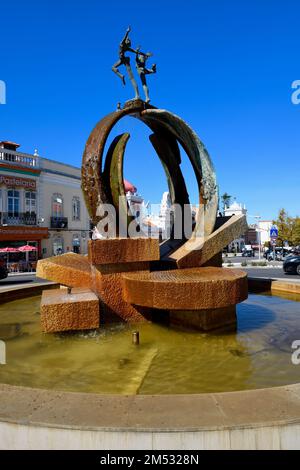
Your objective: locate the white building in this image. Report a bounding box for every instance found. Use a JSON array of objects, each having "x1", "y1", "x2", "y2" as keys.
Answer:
[
  {"x1": 0, "y1": 141, "x2": 90, "y2": 259},
  {"x1": 224, "y1": 200, "x2": 247, "y2": 252},
  {"x1": 258, "y1": 220, "x2": 272, "y2": 246}
]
